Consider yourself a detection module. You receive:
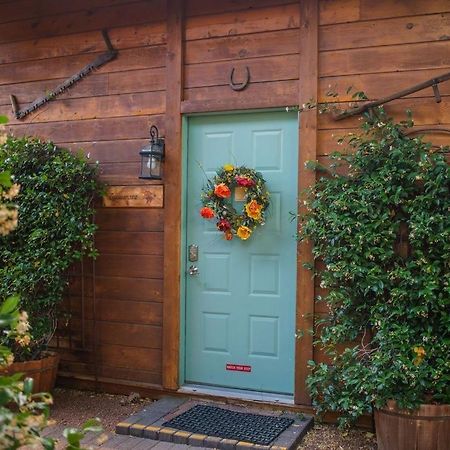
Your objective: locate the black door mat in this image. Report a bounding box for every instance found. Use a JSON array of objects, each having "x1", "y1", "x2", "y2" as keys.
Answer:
[{"x1": 162, "y1": 404, "x2": 294, "y2": 445}]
